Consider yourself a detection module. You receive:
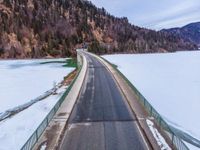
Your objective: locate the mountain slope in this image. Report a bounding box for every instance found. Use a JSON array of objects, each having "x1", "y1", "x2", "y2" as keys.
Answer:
[
  {"x1": 0, "y1": 0, "x2": 198, "y2": 58},
  {"x1": 162, "y1": 22, "x2": 200, "y2": 47}
]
